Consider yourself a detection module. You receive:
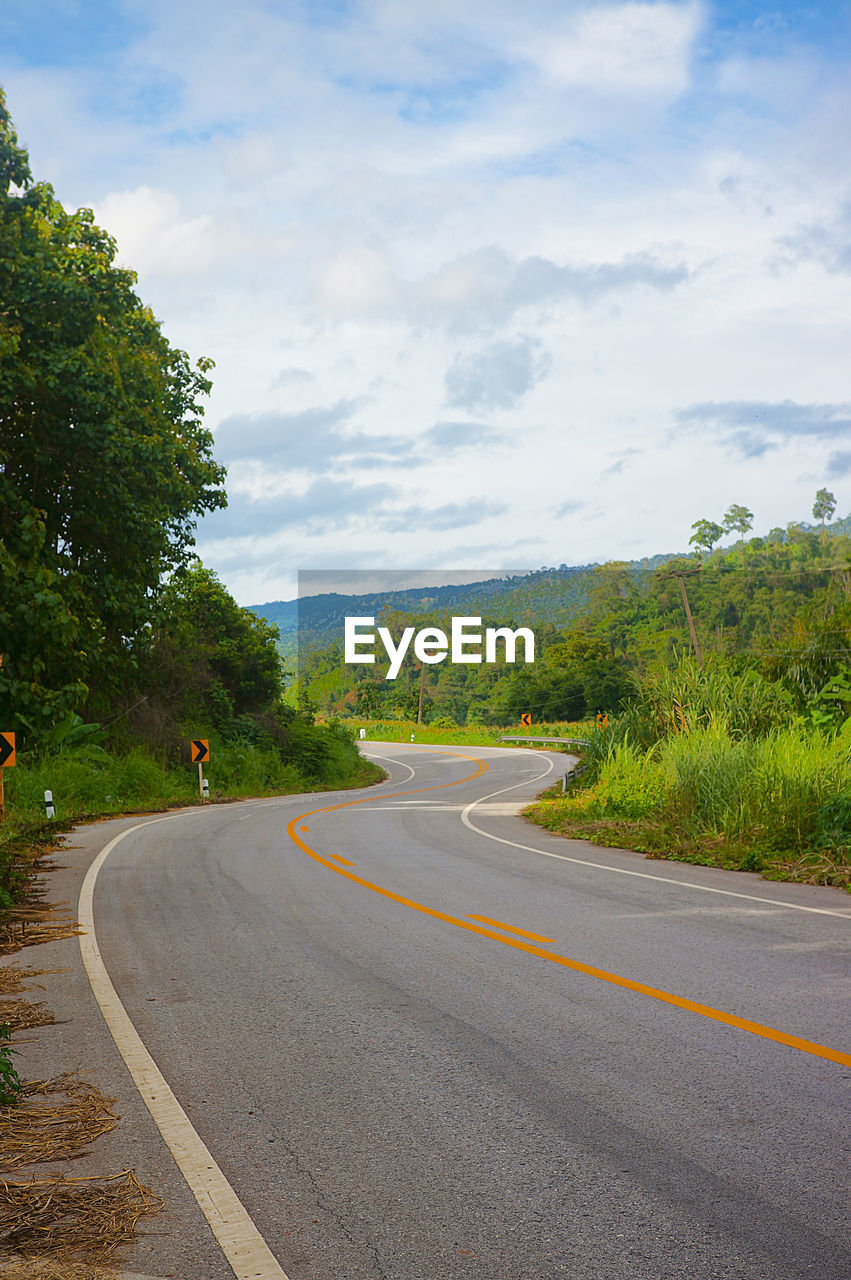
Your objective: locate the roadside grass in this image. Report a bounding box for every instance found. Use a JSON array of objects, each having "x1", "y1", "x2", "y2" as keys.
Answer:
[
  {"x1": 525, "y1": 722, "x2": 851, "y2": 889},
  {"x1": 348, "y1": 718, "x2": 593, "y2": 748}
]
